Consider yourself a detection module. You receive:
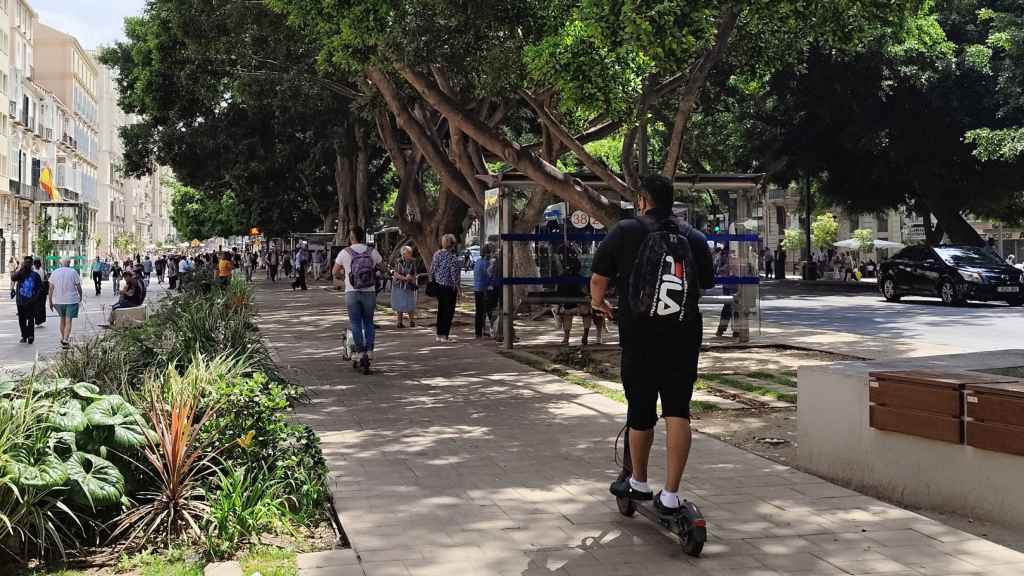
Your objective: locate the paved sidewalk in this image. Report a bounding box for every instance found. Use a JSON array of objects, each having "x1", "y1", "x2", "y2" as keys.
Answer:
[
  {"x1": 257, "y1": 285, "x2": 1024, "y2": 576},
  {"x1": 0, "y1": 273, "x2": 170, "y2": 374}
]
